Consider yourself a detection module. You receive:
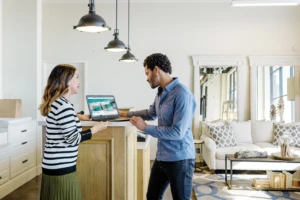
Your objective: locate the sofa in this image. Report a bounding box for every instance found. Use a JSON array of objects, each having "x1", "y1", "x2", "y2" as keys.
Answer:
[{"x1": 200, "y1": 120, "x2": 300, "y2": 173}]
